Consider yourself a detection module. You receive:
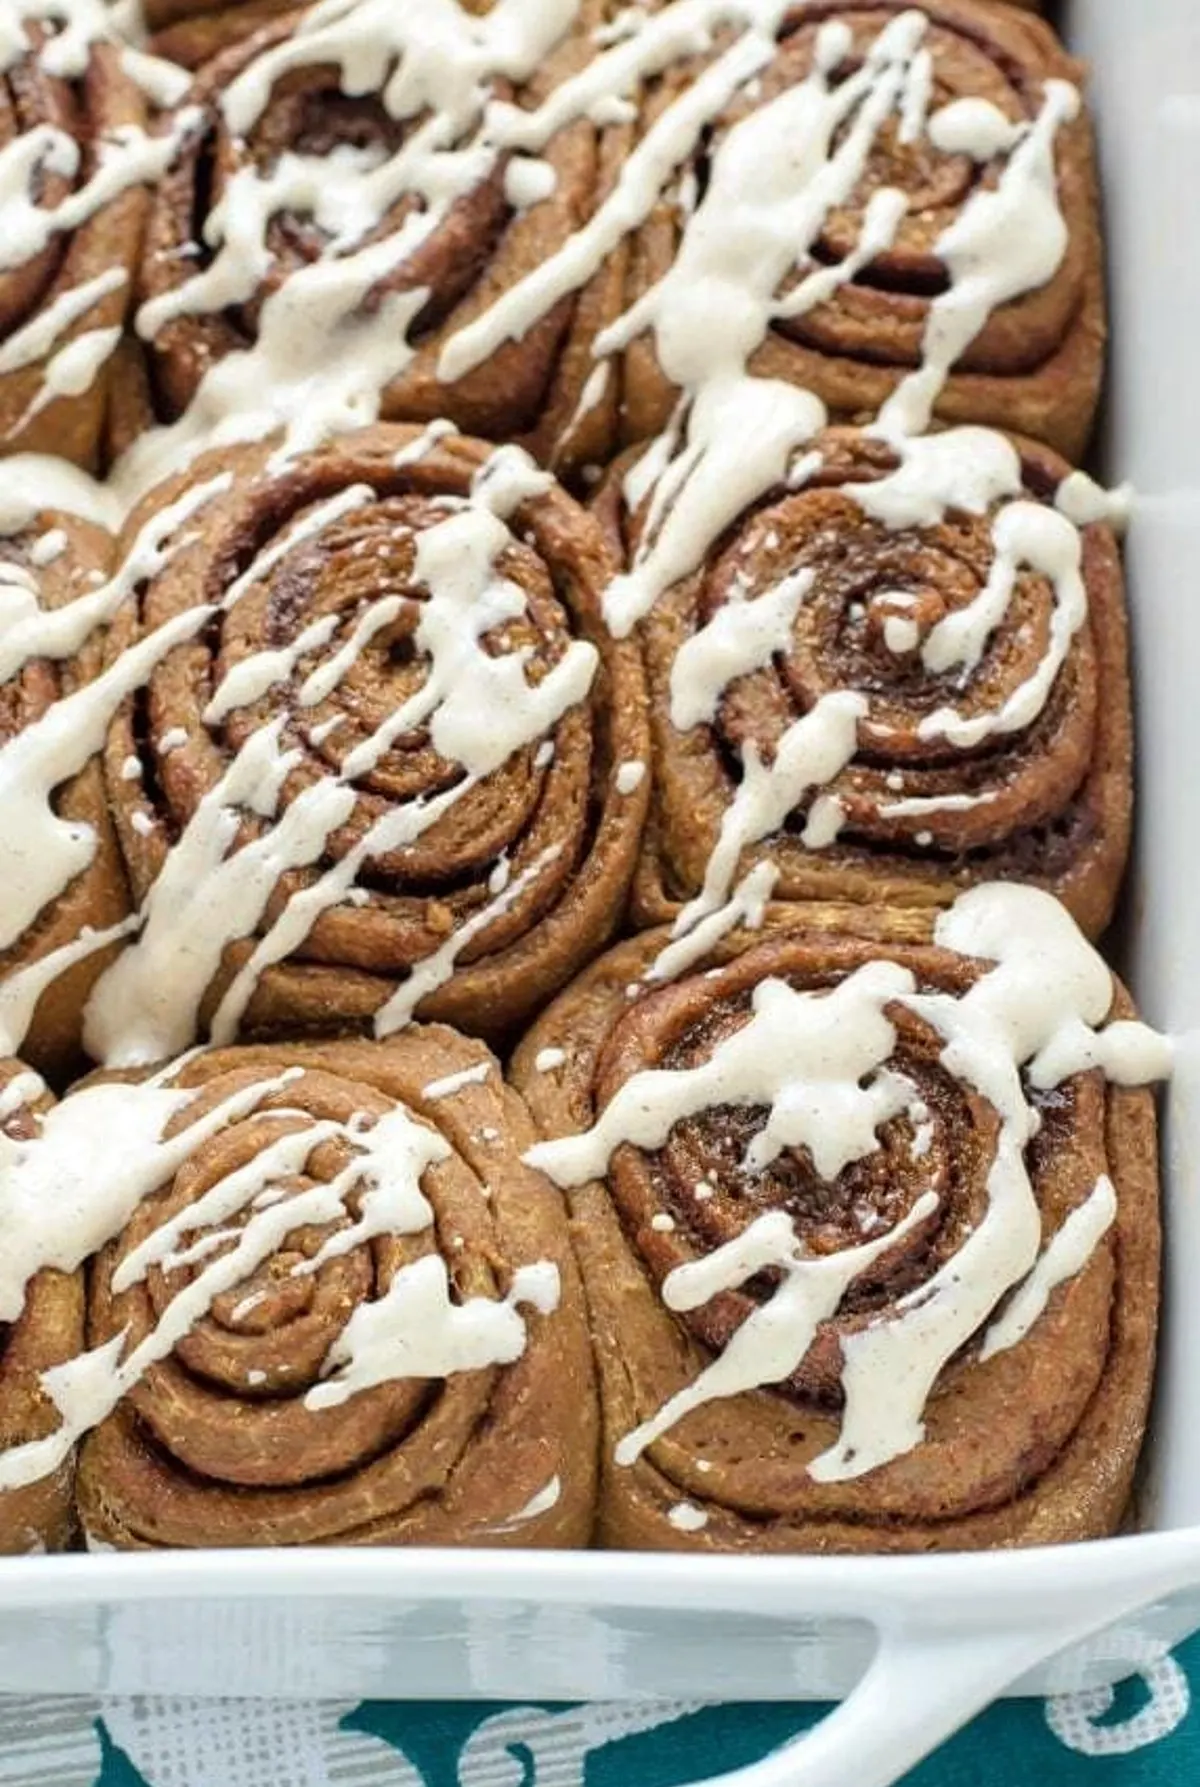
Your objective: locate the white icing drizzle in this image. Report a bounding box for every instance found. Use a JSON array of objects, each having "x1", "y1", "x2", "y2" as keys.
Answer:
[
  {"x1": 0, "y1": 920, "x2": 137, "y2": 1057},
  {"x1": 422, "y1": 1061, "x2": 492, "y2": 1100},
  {"x1": 391, "y1": 418, "x2": 459, "y2": 469},
  {"x1": 663, "y1": 691, "x2": 865, "y2": 955},
  {"x1": 496, "y1": 1474, "x2": 562, "y2": 1528},
  {"x1": 16, "y1": 325, "x2": 122, "y2": 428},
  {"x1": 877, "y1": 790, "x2": 998, "y2": 821},
  {"x1": 927, "y1": 97, "x2": 1022, "y2": 162},
  {"x1": 534, "y1": 1047, "x2": 567, "y2": 1073},
  {"x1": 373, "y1": 844, "x2": 563, "y2": 1039},
  {"x1": 0, "y1": 470, "x2": 227, "y2": 686},
  {"x1": 0, "y1": 268, "x2": 126, "y2": 376},
  {"x1": 561, "y1": 358, "x2": 611, "y2": 448},
  {"x1": 616, "y1": 1196, "x2": 936, "y2": 1467},
  {"x1": 530, "y1": 959, "x2": 919, "y2": 1189},
  {"x1": 843, "y1": 427, "x2": 1025, "y2": 532},
  {"x1": 504, "y1": 155, "x2": 558, "y2": 209},
  {"x1": 0, "y1": 2, "x2": 189, "y2": 104},
  {"x1": 84, "y1": 721, "x2": 358, "y2": 1066},
  {"x1": 0, "y1": 107, "x2": 202, "y2": 275},
  {"x1": 115, "y1": 1100, "x2": 448, "y2": 1291},
  {"x1": 1056, "y1": 471, "x2": 1134, "y2": 533},
  {"x1": 0, "y1": 602, "x2": 209, "y2": 955},
  {"x1": 897, "y1": 46, "x2": 933, "y2": 146},
  {"x1": 667, "y1": 1500, "x2": 708, "y2": 1531},
  {"x1": 118, "y1": 269, "x2": 430, "y2": 503},
  {"x1": 528, "y1": 886, "x2": 1171, "y2": 1481},
  {"x1": 980, "y1": 1174, "x2": 1116, "y2": 1361},
  {"x1": 29, "y1": 527, "x2": 67, "y2": 566},
  {"x1": 0, "y1": 1070, "x2": 46, "y2": 1121},
  {"x1": 0, "y1": 1069, "x2": 300, "y2": 1324},
  {"x1": 615, "y1": 758, "x2": 646, "y2": 795},
  {"x1": 305, "y1": 1258, "x2": 560, "y2": 1411},
  {"x1": 204, "y1": 613, "x2": 342, "y2": 724},
  {"x1": 801, "y1": 792, "x2": 846, "y2": 849},
  {"x1": 669, "y1": 570, "x2": 813, "y2": 730},
  {"x1": 0, "y1": 455, "x2": 118, "y2": 536},
  {"x1": 882, "y1": 616, "x2": 919, "y2": 655},
  {"x1": 920, "y1": 504, "x2": 1086, "y2": 742},
  {"x1": 644, "y1": 859, "x2": 776, "y2": 986},
  {"x1": 877, "y1": 79, "x2": 1081, "y2": 441},
  {"x1": 1028, "y1": 1017, "x2": 1174, "y2": 1089}
]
